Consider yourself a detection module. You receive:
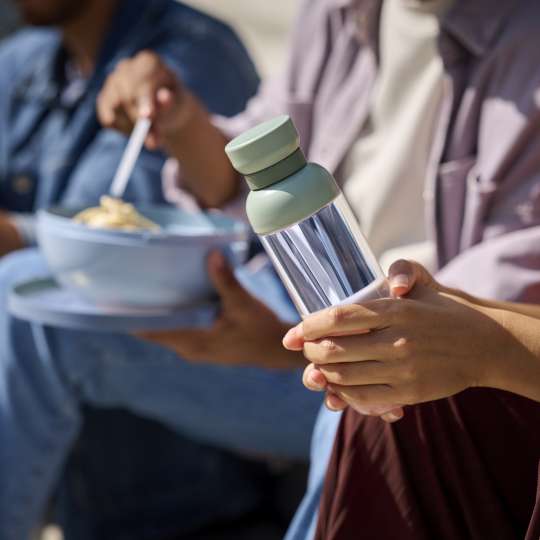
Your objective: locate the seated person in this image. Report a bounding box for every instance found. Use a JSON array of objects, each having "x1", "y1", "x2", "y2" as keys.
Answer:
[
  {"x1": 2, "y1": 0, "x2": 540, "y2": 539},
  {"x1": 0, "y1": 0, "x2": 258, "y2": 251},
  {"x1": 290, "y1": 259, "x2": 540, "y2": 539},
  {"x1": 0, "y1": 0, "x2": 269, "y2": 537}
]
